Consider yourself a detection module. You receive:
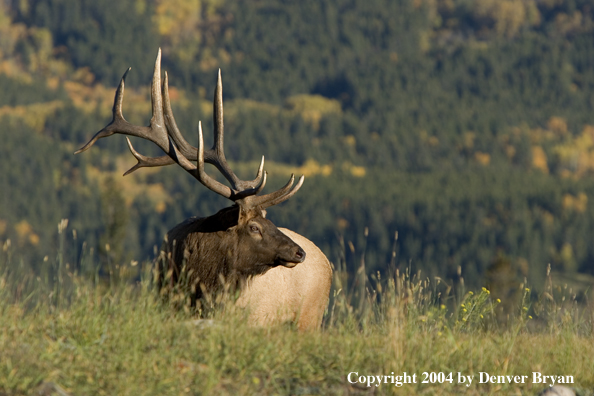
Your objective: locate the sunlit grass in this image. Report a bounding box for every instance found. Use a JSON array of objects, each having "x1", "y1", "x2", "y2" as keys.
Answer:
[{"x1": 1, "y1": 224, "x2": 593, "y2": 395}]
